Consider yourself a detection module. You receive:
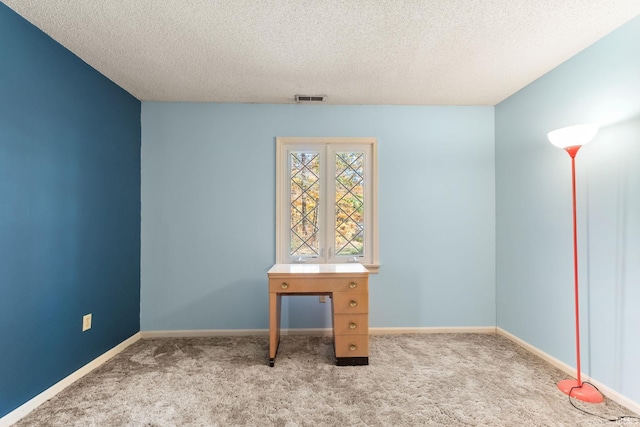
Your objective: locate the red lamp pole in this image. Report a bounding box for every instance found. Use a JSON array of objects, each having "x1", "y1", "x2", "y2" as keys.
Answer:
[{"x1": 556, "y1": 145, "x2": 603, "y2": 403}]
